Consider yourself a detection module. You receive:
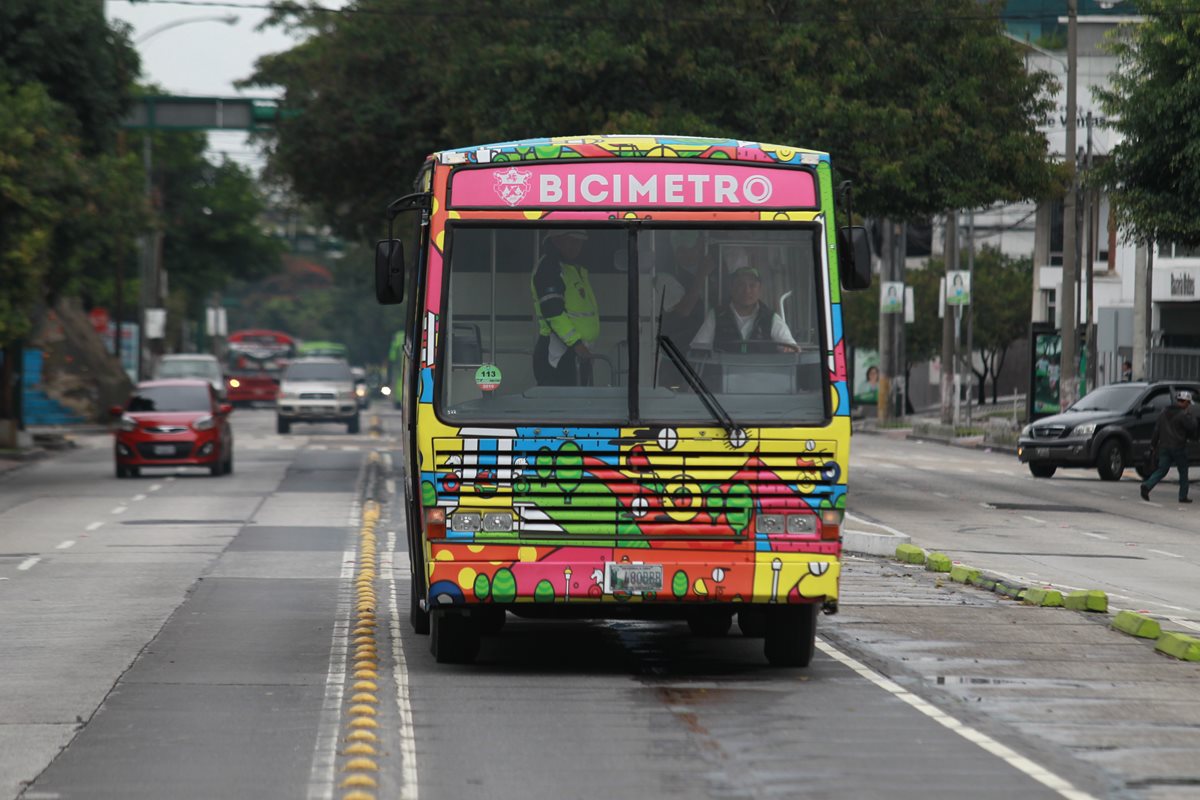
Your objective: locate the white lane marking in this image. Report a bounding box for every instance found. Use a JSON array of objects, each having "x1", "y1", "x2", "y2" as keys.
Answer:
[
  {"x1": 305, "y1": 548, "x2": 356, "y2": 800},
  {"x1": 1167, "y1": 617, "x2": 1200, "y2": 633},
  {"x1": 56, "y1": 541, "x2": 75, "y2": 550},
  {"x1": 1080, "y1": 532, "x2": 1108, "y2": 540},
  {"x1": 310, "y1": 444, "x2": 327, "y2": 451},
  {"x1": 18, "y1": 557, "x2": 40, "y2": 571},
  {"x1": 166, "y1": 477, "x2": 175, "y2": 482},
  {"x1": 933, "y1": 491, "x2": 950, "y2": 498},
  {"x1": 1022, "y1": 515, "x2": 1046, "y2": 525},
  {"x1": 386, "y1": 479, "x2": 396, "y2": 496},
  {"x1": 875, "y1": 463, "x2": 901, "y2": 469},
  {"x1": 341, "y1": 445, "x2": 357, "y2": 451},
  {"x1": 989, "y1": 469, "x2": 1010, "y2": 476},
  {"x1": 816, "y1": 639, "x2": 1098, "y2": 800},
  {"x1": 844, "y1": 513, "x2": 910, "y2": 539},
  {"x1": 111, "y1": 506, "x2": 127, "y2": 515},
  {"x1": 1149, "y1": 549, "x2": 1184, "y2": 559},
  {"x1": 386, "y1": 526, "x2": 420, "y2": 800},
  {"x1": 383, "y1": 453, "x2": 393, "y2": 470},
  {"x1": 132, "y1": 494, "x2": 147, "y2": 502},
  {"x1": 149, "y1": 484, "x2": 162, "y2": 492},
  {"x1": 85, "y1": 522, "x2": 104, "y2": 532}
]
